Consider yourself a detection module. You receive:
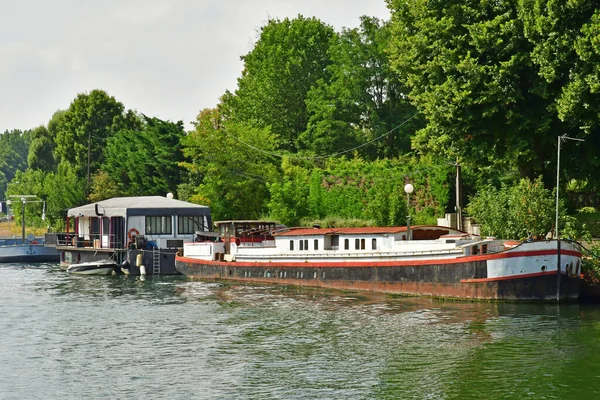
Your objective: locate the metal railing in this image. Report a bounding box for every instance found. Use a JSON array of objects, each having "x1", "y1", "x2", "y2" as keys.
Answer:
[{"x1": 45, "y1": 232, "x2": 126, "y2": 250}]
